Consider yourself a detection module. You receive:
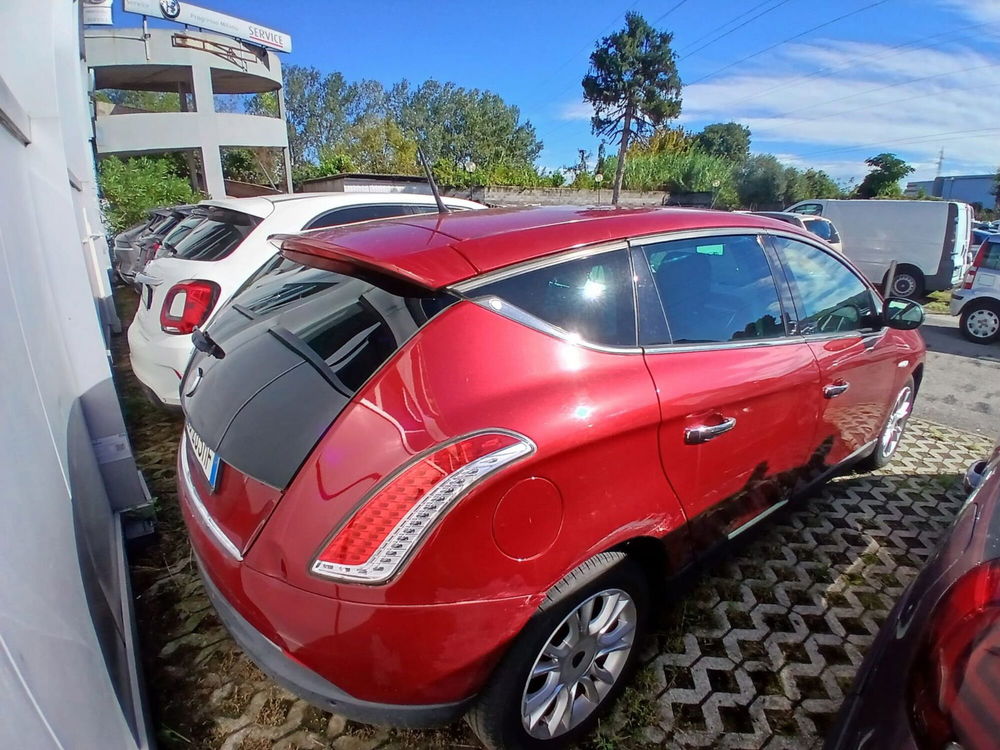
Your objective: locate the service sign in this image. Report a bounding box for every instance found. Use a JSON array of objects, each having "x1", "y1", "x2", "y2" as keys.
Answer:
[
  {"x1": 83, "y1": 0, "x2": 114, "y2": 25},
  {"x1": 122, "y1": 0, "x2": 292, "y2": 52}
]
